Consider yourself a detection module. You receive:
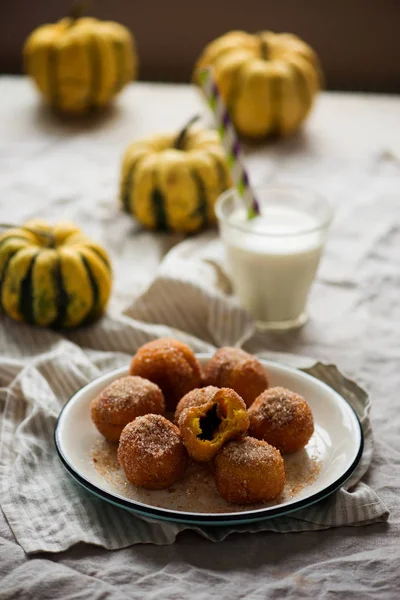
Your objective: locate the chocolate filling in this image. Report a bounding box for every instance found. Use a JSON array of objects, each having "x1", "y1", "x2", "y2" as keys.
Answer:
[{"x1": 198, "y1": 404, "x2": 222, "y2": 441}]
